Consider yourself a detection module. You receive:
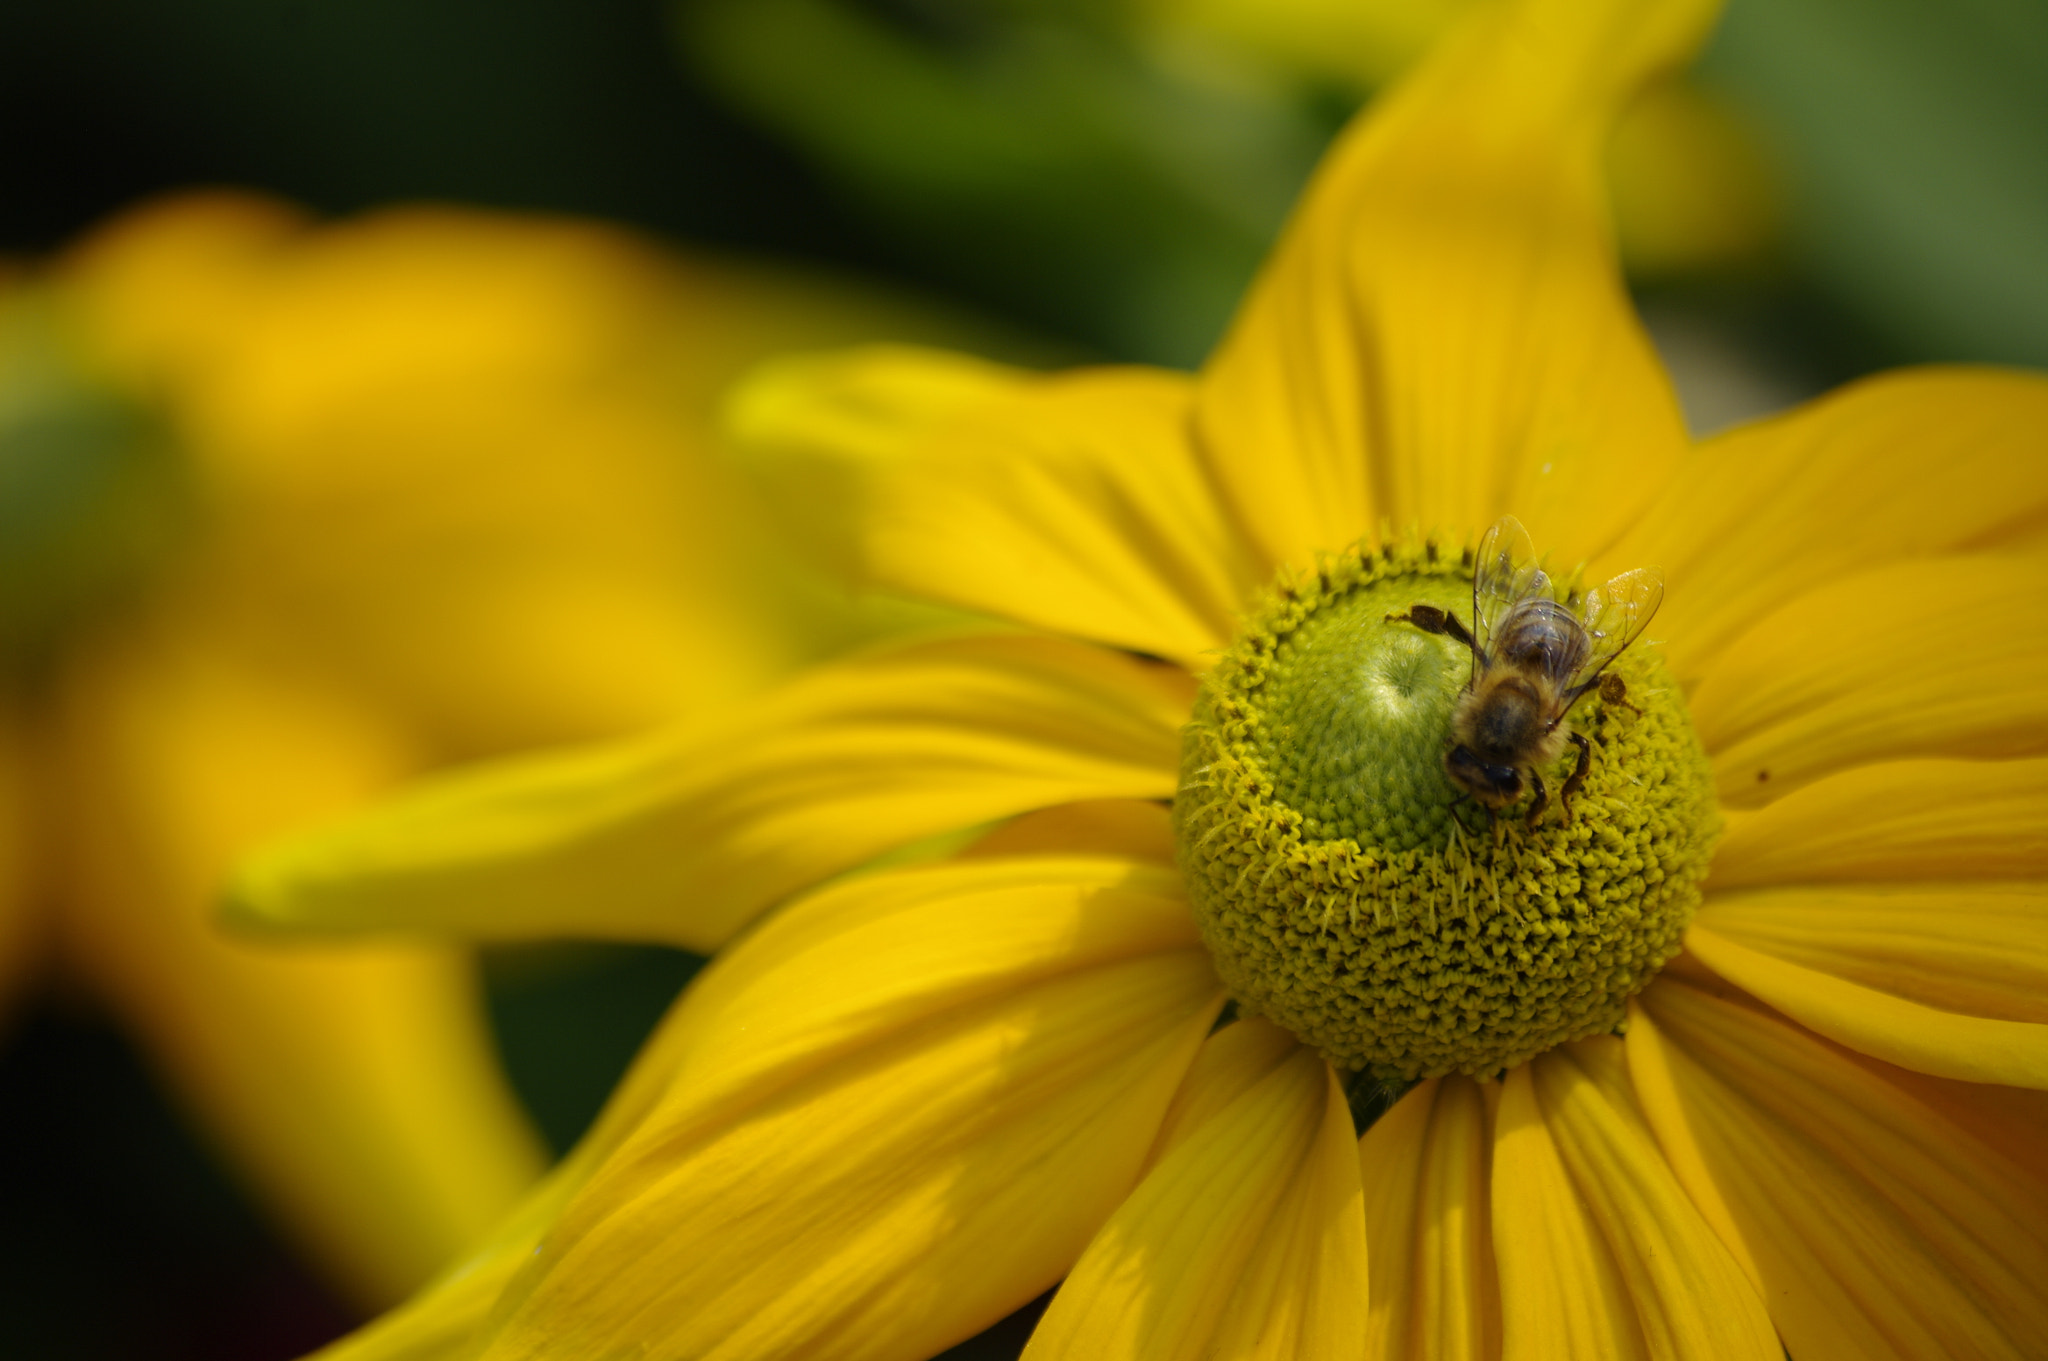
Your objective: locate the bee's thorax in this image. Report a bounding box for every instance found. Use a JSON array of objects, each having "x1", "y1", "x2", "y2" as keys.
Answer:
[
  {"x1": 1492, "y1": 597, "x2": 1591, "y2": 676},
  {"x1": 1457, "y1": 676, "x2": 1564, "y2": 768}
]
